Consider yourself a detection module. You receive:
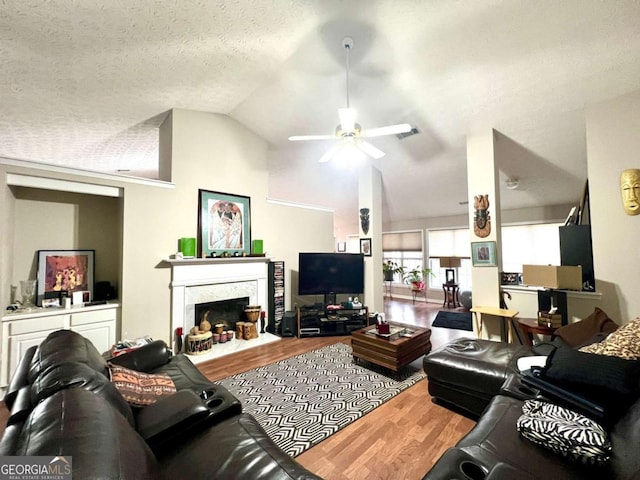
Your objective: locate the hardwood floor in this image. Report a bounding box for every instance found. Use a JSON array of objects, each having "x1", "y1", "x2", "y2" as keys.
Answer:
[
  {"x1": 0, "y1": 298, "x2": 475, "y2": 480},
  {"x1": 198, "y1": 298, "x2": 475, "y2": 480}
]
